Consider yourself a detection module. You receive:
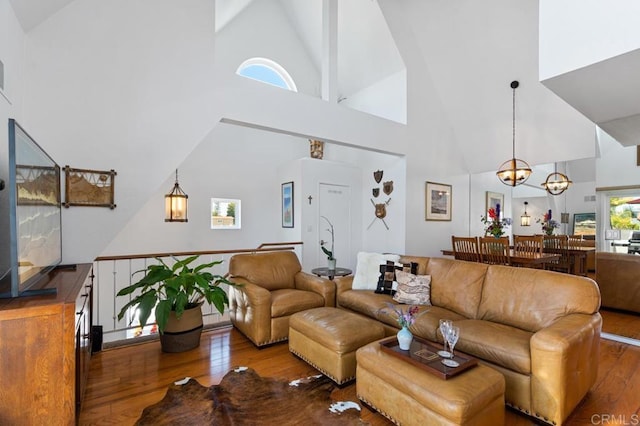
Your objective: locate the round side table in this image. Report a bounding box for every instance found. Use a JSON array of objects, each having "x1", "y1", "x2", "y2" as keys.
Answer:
[{"x1": 311, "y1": 267, "x2": 352, "y2": 281}]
